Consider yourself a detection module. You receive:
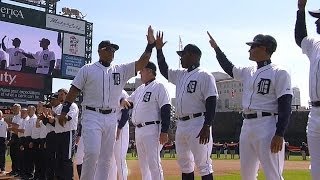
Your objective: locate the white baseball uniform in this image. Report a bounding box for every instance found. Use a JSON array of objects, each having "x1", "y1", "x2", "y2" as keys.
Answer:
[
  {"x1": 54, "y1": 103, "x2": 79, "y2": 179},
  {"x1": 5, "y1": 48, "x2": 25, "y2": 71},
  {"x1": 34, "y1": 50, "x2": 55, "y2": 75},
  {"x1": 168, "y1": 67, "x2": 217, "y2": 176},
  {"x1": 72, "y1": 61, "x2": 135, "y2": 180},
  {"x1": 301, "y1": 36, "x2": 320, "y2": 179},
  {"x1": 108, "y1": 90, "x2": 130, "y2": 180},
  {"x1": 232, "y1": 64, "x2": 292, "y2": 180},
  {"x1": 129, "y1": 80, "x2": 170, "y2": 180}
]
